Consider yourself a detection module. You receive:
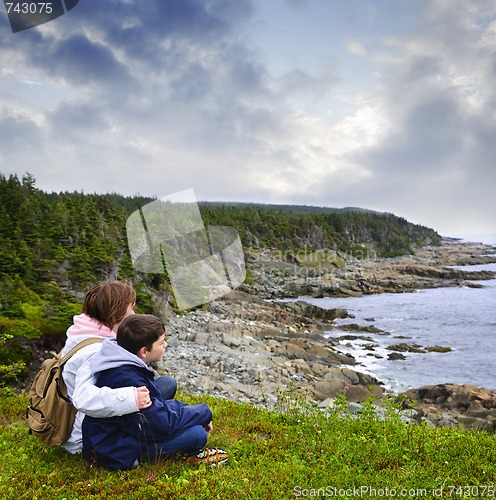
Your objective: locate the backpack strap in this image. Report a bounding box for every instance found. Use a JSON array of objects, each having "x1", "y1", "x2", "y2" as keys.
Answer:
[{"x1": 59, "y1": 337, "x2": 105, "y2": 365}]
